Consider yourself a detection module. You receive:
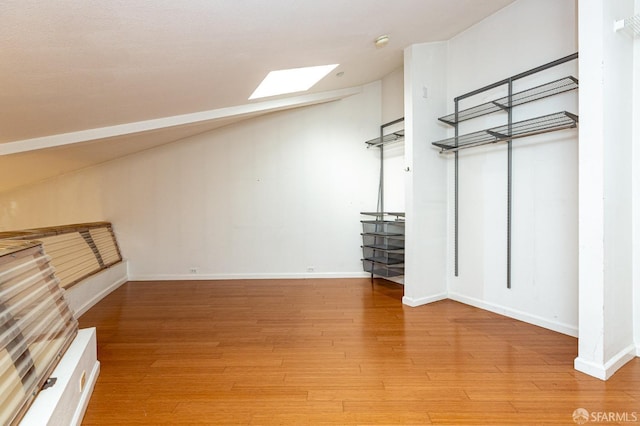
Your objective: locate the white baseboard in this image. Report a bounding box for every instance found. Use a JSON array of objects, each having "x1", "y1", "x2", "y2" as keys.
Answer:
[
  {"x1": 128, "y1": 271, "x2": 371, "y2": 281},
  {"x1": 574, "y1": 343, "x2": 637, "y2": 380},
  {"x1": 448, "y1": 292, "x2": 578, "y2": 337},
  {"x1": 402, "y1": 292, "x2": 448, "y2": 307},
  {"x1": 20, "y1": 328, "x2": 99, "y2": 426},
  {"x1": 64, "y1": 261, "x2": 128, "y2": 318}
]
